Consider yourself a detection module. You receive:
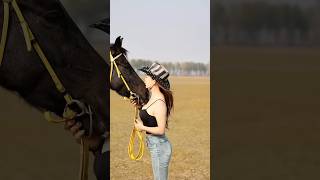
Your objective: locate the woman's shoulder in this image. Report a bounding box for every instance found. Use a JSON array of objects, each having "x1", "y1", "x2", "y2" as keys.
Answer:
[
  {"x1": 154, "y1": 97, "x2": 166, "y2": 104},
  {"x1": 152, "y1": 98, "x2": 167, "y2": 116},
  {"x1": 152, "y1": 98, "x2": 166, "y2": 110},
  {"x1": 142, "y1": 97, "x2": 165, "y2": 110},
  {"x1": 149, "y1": 93, "x2": 165, "y2": 102}
]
